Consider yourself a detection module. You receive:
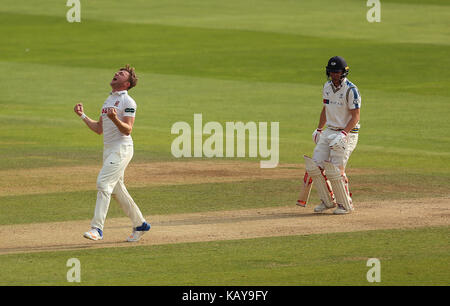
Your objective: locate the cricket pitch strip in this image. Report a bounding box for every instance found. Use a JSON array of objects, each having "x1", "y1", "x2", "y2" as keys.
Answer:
[{"x1": 0, "y1": 197, "x2": 449, "y2": 255}]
